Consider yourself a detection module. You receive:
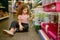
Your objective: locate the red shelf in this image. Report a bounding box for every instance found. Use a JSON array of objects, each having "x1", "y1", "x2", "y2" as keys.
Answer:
[{"x1": 43, "y1": 2, "x2": 60, "y2": 12}]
